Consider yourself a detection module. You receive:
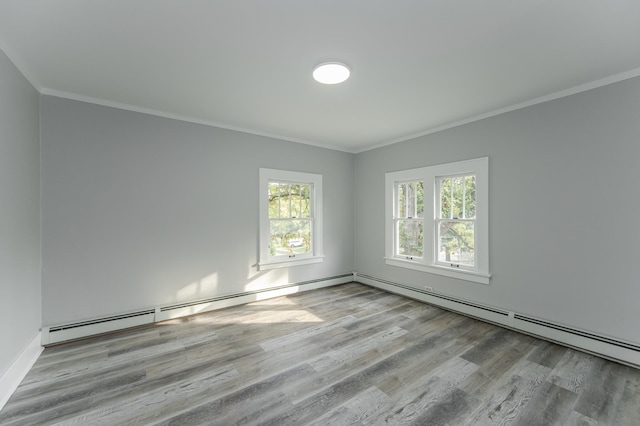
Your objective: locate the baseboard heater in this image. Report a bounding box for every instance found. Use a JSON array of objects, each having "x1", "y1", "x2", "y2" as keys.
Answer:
[
  {"x1": 356, "y1": 273, "x2": 640, "y2": 368},
  {"x1": 41, "y1": 273, "x2": 354, "y2": 346}
]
